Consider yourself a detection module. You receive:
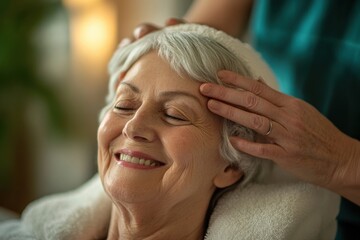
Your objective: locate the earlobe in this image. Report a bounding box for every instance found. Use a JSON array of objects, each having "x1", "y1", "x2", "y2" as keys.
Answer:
[{"x1": 214, "y1": 165, "x2": 244, "y2": 188}]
